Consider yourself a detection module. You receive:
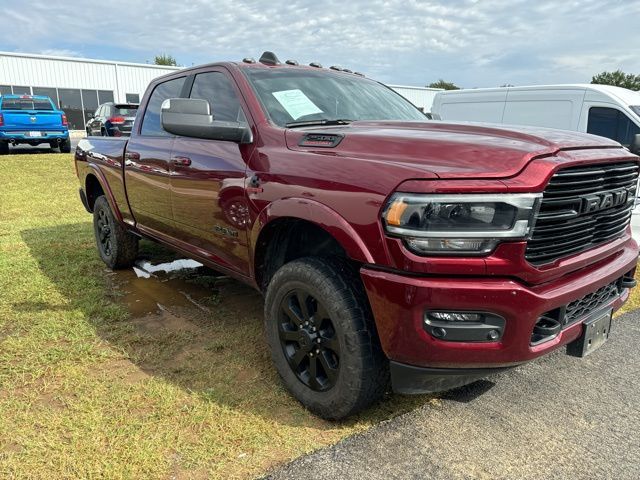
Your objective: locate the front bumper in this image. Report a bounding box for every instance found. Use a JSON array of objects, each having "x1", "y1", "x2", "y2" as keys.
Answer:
[{"x1": 361, "y1": 239, "x2": 638, "y2": 374}]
